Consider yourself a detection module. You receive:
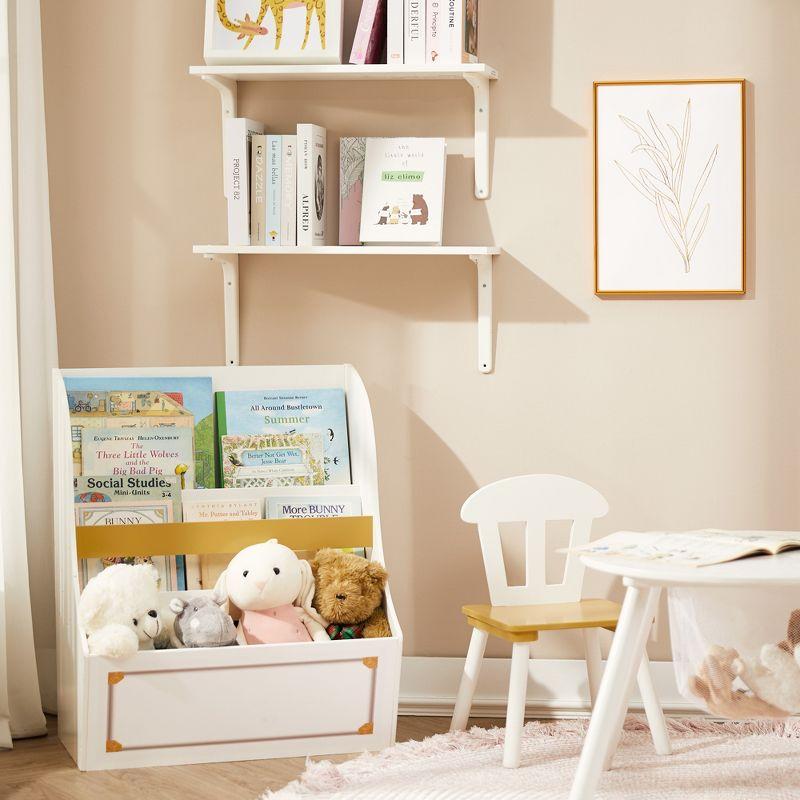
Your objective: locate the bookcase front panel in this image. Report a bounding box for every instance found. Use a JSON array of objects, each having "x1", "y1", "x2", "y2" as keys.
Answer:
[{"x1": 106, "y1": 656, "x2": 378, "y2": 750}]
